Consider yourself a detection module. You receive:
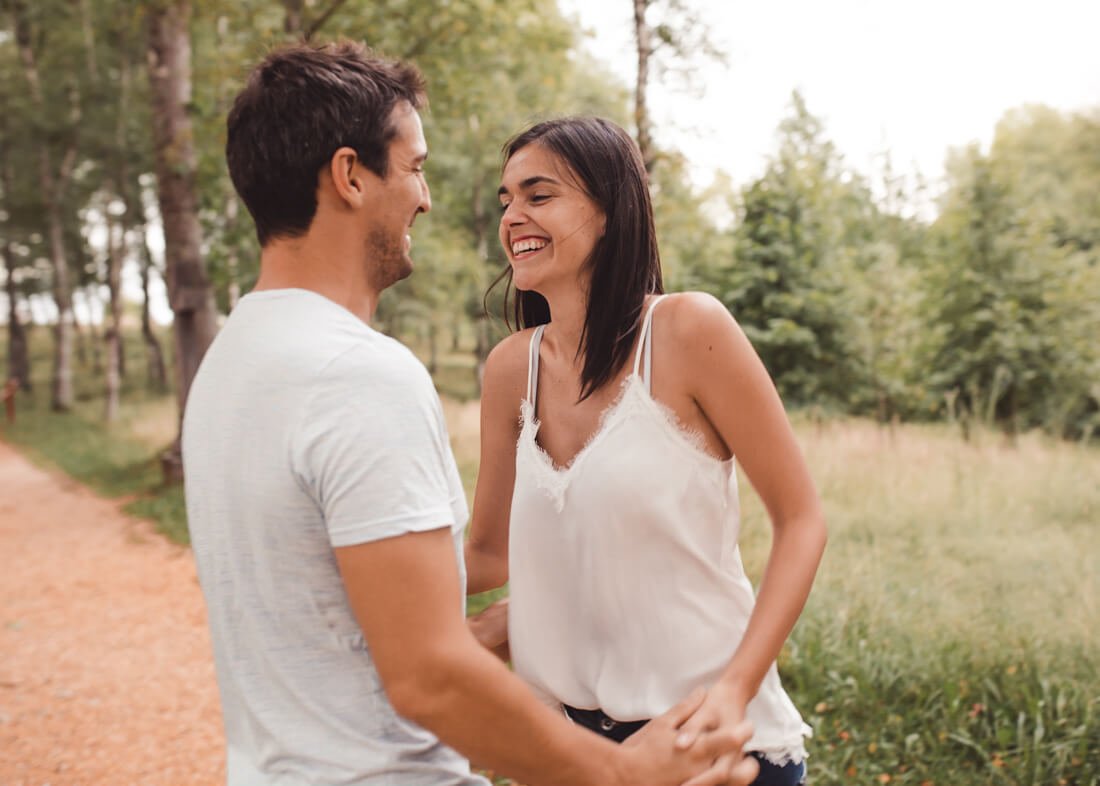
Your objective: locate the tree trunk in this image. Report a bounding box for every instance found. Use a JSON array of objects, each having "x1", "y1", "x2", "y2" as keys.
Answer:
[
  {"x1": 632, "y1": 0, "x2": 656, "y2": 173},
  {"x1": 45, "y1": 198, "x2": 76, "y2": 410},
  {"x1": 138, "y1": 228, "x2": 168, "y2": 392},
  {"x1": 283, "y1": 0, "x2": 350, "y2": 40},
  {"x1": 78, "y1": 0, "x2": 99, "y2": 79},
  {"x1": 116, "y1": 76, "x2": 168, "y2": 394},
  {"x1": 2, "y1": 240, "x2": 31, "y2": 392},
  {"x1": 224, "y1": 192, "x2": 241, "y2": 311},
  {"x1": 147, "y1": 0, "x2": 218, "y2": 480},
  {"x1": 0, "y1": 116, "x2": 31, "y2": 392},
  {"x1": 283, "y1": 0, "x2": 303, "y2": 36},
  {"x1": 82, "y1": 285, "x2": 105, "y2": 377},
  {"x1": 104, "y1": 53, "x2": 136, "y2": 421},
  {"x1": 470, "y1": 173, "x2": 491, "y2": 393},
  {"x1": 13, "y1": 0, "x2": 79, "y2": 411},
  {"x1": 104, "y1": 211, "x2": 124, "y2": 421}
]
